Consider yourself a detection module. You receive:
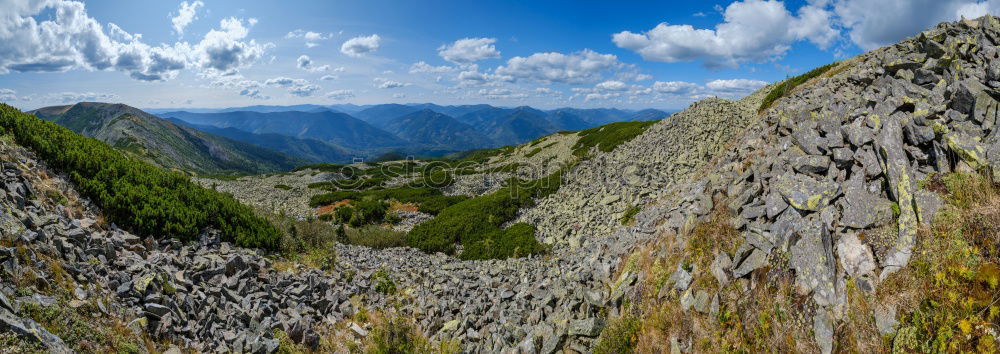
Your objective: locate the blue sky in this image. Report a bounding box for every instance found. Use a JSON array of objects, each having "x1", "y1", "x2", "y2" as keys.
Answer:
[{"x1": 1, "y1": 0, "x2": 998, "y2": 110}]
